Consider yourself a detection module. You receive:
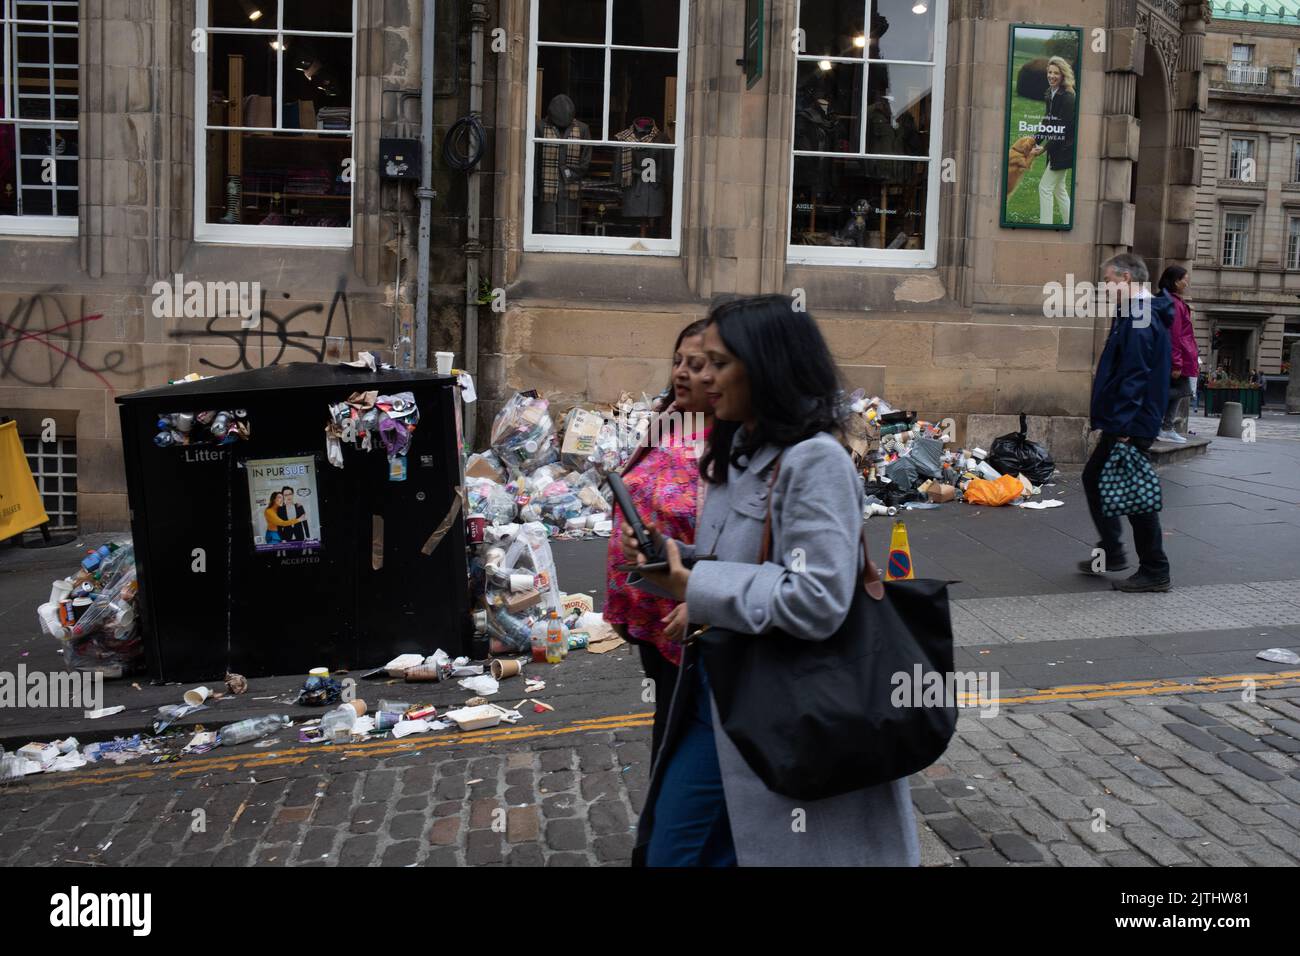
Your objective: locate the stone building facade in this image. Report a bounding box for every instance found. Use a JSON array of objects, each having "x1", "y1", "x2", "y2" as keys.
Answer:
[
  {"x1": 1, "y1": 0, "x2": 1212, "y2": 532},
  {"x1": 1194, "y1": 0, "x2": 1300, "y2": 385}
]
